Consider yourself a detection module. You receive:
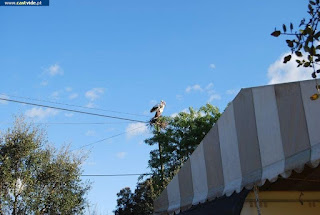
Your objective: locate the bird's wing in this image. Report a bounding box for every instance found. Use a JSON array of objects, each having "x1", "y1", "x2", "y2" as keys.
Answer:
[{"x1": 150, "y1": 104, "x2": 159, "y2": 112}]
